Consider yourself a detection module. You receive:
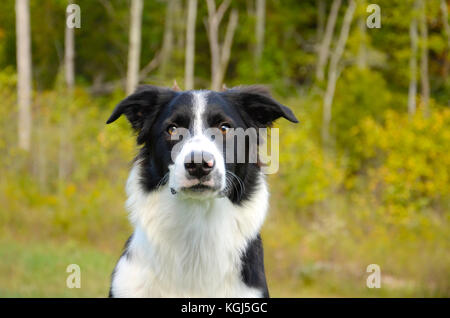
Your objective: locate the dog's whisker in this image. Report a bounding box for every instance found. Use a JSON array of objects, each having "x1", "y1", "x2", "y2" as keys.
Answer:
[
  {"x1": 228, "y1": 171, "x2": 244, "y2": 191},
  {"x1": 222, "y1": 174, "x2": 235, "y2": 197},
  {"x1": 225, "y1": 171, "x2": 245, "y2": 201}
]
